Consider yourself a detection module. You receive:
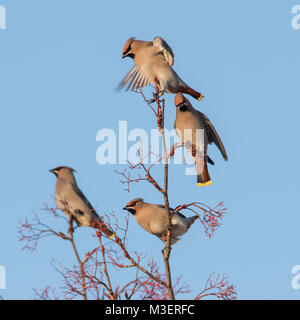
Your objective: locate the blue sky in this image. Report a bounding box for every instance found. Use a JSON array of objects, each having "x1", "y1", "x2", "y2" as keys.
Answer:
[{"x1": 1, "y1": 0, "x2": 300, "y2": 300}]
